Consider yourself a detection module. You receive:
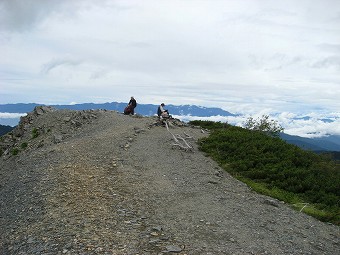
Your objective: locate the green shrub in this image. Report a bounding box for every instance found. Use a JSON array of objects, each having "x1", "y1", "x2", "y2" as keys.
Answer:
[
  {"x1": 11, "y1": 148, "x2": 19, "y2": 155},
  {"x1": 21, "y1": 142, "x2": 28, "y2": 149},
  {"x1": 32, "y1": 128, "x2": 39, "y2": 139},
  {"x1": 243, "y1": 115, "x2": 284, "y2": 137},
  {"x1": 189, "y1": 120, "x2": 230, "y2": 130}
]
